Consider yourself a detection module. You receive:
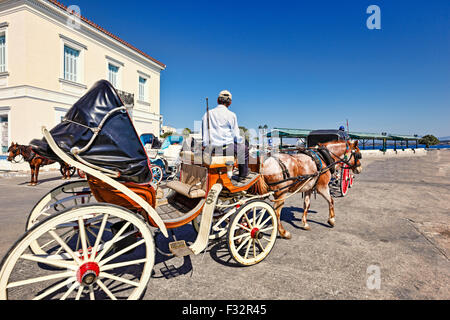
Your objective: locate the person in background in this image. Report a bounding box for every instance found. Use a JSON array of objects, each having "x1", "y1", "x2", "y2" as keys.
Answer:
[{"x1": 339, "y1": 125, "x2": 349, "y2": 140}]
